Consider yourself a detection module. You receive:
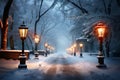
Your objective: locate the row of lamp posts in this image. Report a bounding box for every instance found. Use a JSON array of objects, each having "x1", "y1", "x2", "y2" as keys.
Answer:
[
  {"x1": 18, "y1": 21, "x2": 108, "y2": 69},
  {"x1": 18, "y1": 22, "x2": 55, "y2": 69},
  {"x1": 34, "y1": 34, "x2": 40, "y2": 59},
  {"x1": 67, "y1": 43, "x2": 83, "y2": 57},
  {"x1": 44, "y1": 42, "x2": 54, "y2": 57},
  {"x1": 68, "y1": 22, "x2": 108, "y2": 68},
  {"x1": 44, "y1": 42, "x2": 48, "y2": 57},
  {"x1": 18, "y1": 22, "x2": 40, "y2": 68}
]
